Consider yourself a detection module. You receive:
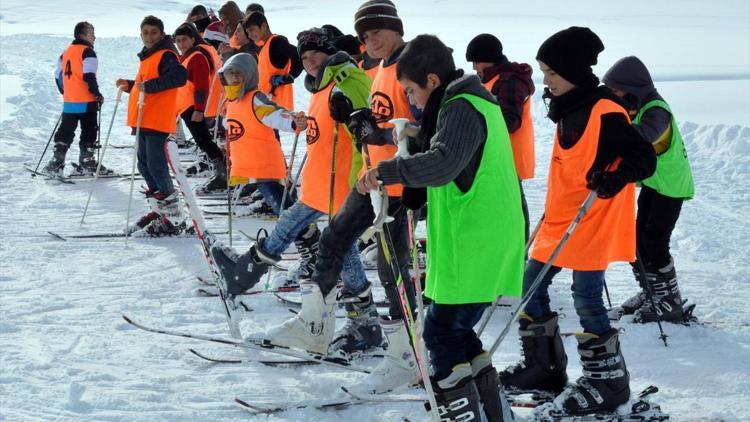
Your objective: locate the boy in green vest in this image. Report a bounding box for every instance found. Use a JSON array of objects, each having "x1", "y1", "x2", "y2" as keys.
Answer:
[
  {"x1": 603, "y1": 56, "x2": 695, "y2": 323},
  {"x1": 358, "y1": 34, "x2": 524, "y2": 422}
]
